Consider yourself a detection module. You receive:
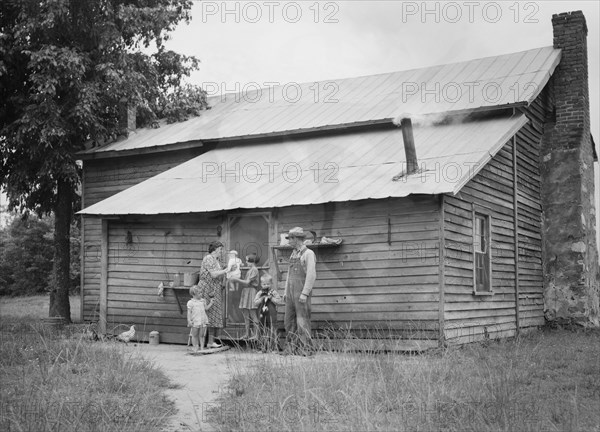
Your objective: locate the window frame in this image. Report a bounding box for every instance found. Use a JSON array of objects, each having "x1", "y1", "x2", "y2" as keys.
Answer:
[{"x1": 472, "y1": 206, "x2": 493, "y2": 296}]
